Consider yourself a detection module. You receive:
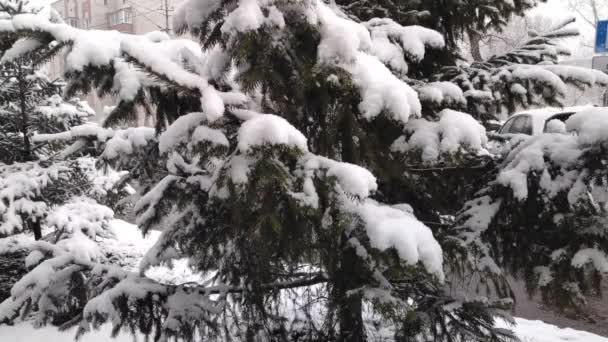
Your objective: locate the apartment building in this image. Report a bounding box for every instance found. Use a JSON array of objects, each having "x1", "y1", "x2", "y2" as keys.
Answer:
[{"x1": 50, "y1": 0, "x2": 175, "y2": 34}]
